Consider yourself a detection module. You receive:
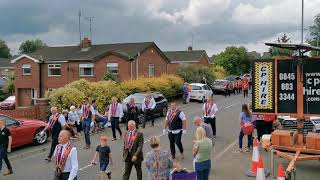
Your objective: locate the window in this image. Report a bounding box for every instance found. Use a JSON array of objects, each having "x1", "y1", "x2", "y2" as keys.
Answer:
[
  {"x1": 191, "y1": 85, "x2": 201, "y2": 90},
  {"x1": 148, "y1": 64, "x2": 155, "y2": 77},
  {"x1": 0, "y1": 115, "x2": 17, "y2": 126},
  {"x1": 31, "y1": 89, "x2": 37, "y2": 106},
  {"x1": 22, "y1": 64, "x2": 31, "y2": 75},
  {"x1": 79, "y1": 63, "x2": 94, "y2": 76},
  {"x1": 48, "y1": 64, "x2": 61, "y2": 76},
  {"x1": 106, "y1": 63, "x2": 118, "y2": 76}
]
